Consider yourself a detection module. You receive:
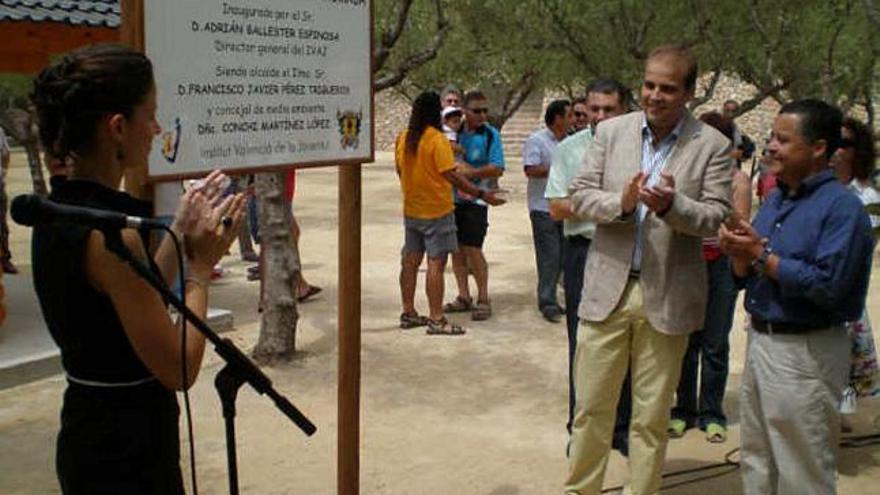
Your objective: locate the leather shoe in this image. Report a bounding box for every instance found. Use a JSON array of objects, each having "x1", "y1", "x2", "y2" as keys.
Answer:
[{"x1": 542, "y1": 307, "x2": 562, "y2": 323}]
